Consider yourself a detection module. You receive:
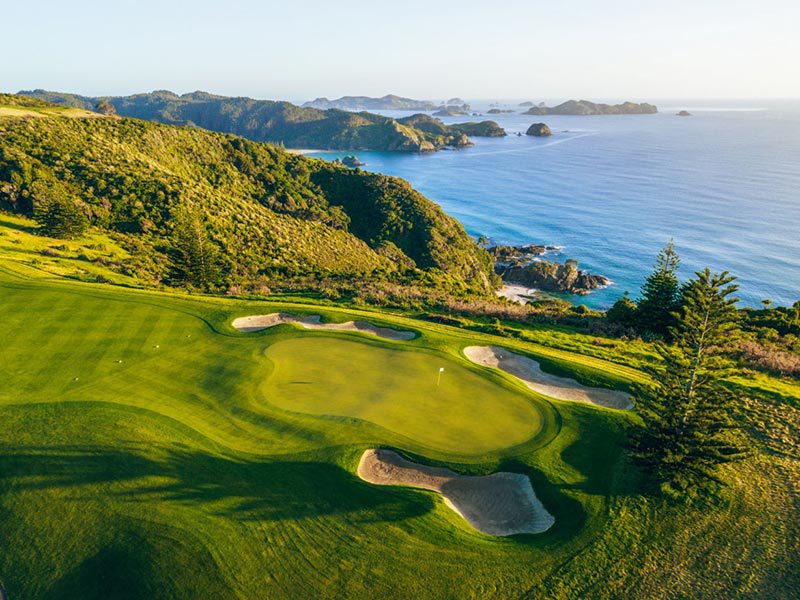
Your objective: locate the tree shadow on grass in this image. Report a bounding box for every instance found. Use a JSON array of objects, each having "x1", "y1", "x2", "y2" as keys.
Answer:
[
  {"x1": 549, "y1": 405, "x2": 646, "y2": 496},
  {"x1": 0, "y1": 444, "x2": 433, "y2": 524}
]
